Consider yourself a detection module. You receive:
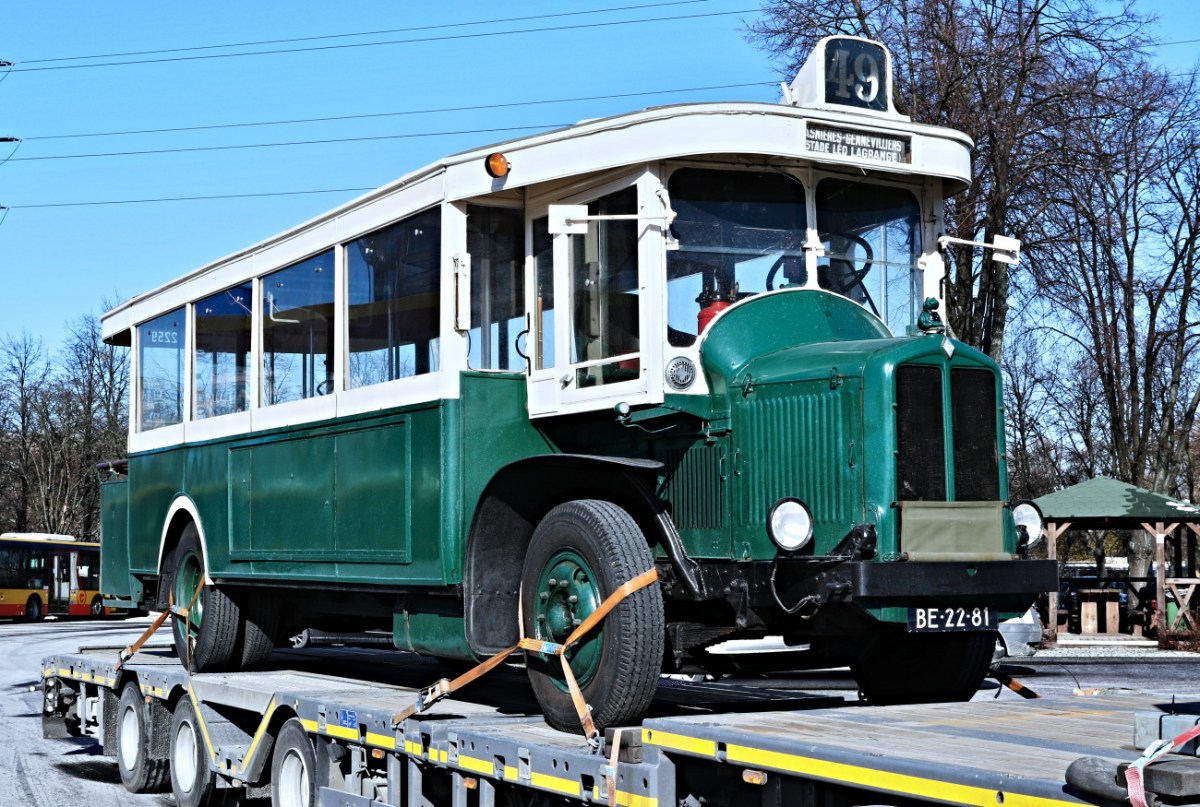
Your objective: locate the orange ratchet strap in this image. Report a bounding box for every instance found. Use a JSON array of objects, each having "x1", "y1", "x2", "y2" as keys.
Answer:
[
  {"x1": 115, "y1": 577, "x2": 204, "y2": 672},
  {"x1": 392, "y1": 567, "x2": 659, "y2": 748}
]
